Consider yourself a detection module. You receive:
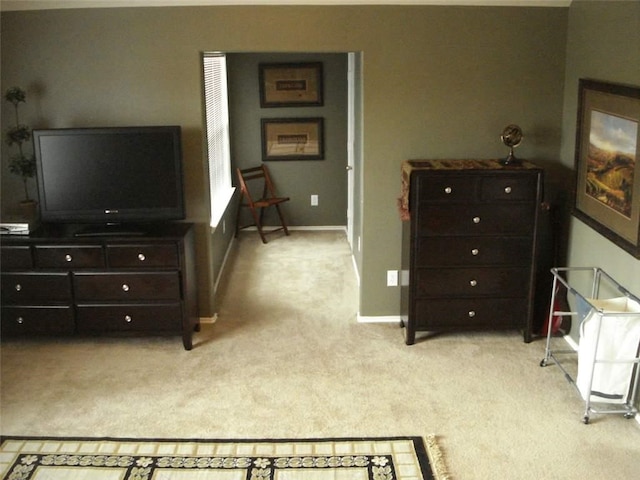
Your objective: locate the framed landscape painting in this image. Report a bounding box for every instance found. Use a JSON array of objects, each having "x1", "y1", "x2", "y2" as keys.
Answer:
[{"x1": 573, "y1": 78, "x2": 640, "y2": 258}]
